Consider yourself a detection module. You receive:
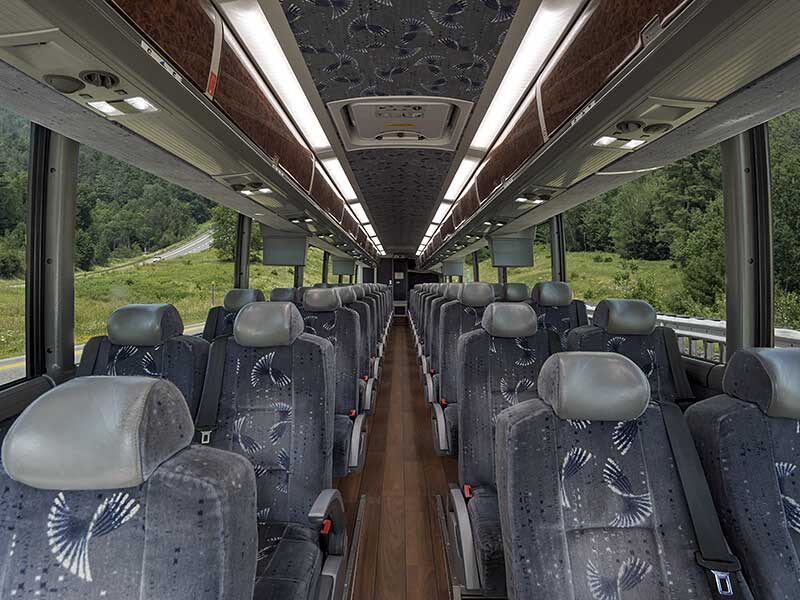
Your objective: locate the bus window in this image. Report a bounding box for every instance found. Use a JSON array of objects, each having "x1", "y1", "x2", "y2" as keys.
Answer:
[
  {"x1": 769, "y1": 109, "x2": 800, "y2": 344},
  {"x1": 563, "y1": 147, "x2": 725, "y2": 360},
  {"x1": 0, "y1": 107, "x2": 29, "y2": 386},
  {"x1": 74, "y1": 145, "x2": 214, "y2": 359}
]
